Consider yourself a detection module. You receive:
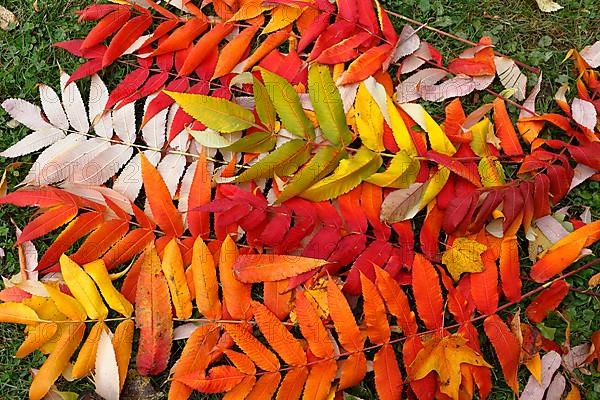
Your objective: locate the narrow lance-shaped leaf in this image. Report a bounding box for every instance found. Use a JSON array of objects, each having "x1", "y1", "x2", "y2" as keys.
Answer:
[
  {"x1": 219, "y1": 235, "x2": 252, "y2": 320},
  {"x1": 165, "y1": 91, "x2": 256, "y2": 133},
  {"x1": 83, "y1": 259, "x2": 133, "y2": 317},
  {"x1": 235, "y1": 139, "x2": 310, "y2": 183},
  {"x1": 72, "y1": 321, "x2": 106, "y2": 379},
  {"x1": 191, "y1": 236, "x2": 221, "y2": 320},
  {"x1": 233, "y1": 254, "x2": 329, "y2": 282},
  {"x1": 161, "y1": 238, "x2": 193, "y2": 319},
  {"x1": 253, "y1": 75, "x2": 277, "y2": 132},
  {"x1": 308, "y1": 64, "x2": 352, "y2": 146},
  {"x1": 60, "y1": 254, "x2": 108, "y2": 320}
]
